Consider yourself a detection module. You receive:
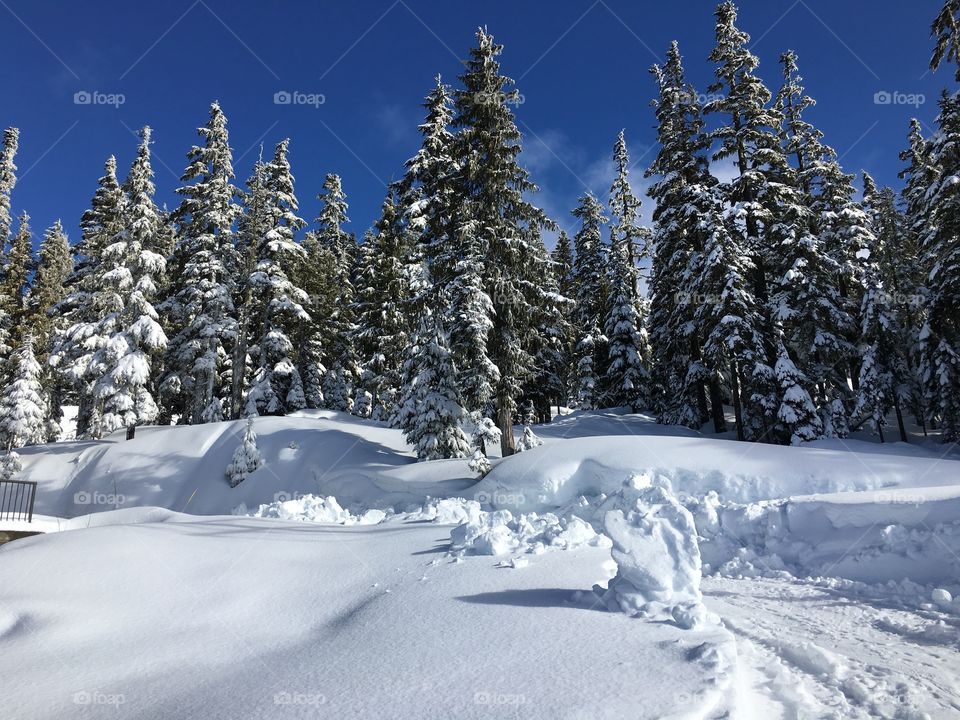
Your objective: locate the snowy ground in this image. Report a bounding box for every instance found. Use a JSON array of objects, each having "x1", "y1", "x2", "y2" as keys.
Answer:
[{"x1": 3, "y1": 409, "x2": 959, "y2": 718}]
